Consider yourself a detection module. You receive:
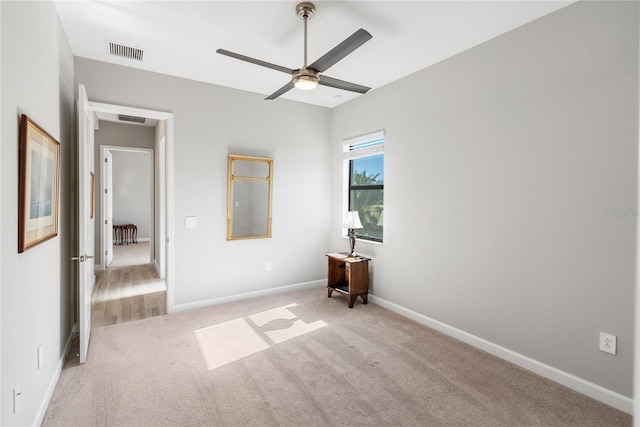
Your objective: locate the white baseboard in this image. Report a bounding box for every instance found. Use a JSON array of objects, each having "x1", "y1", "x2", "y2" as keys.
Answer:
[
  {"x1": 172, "y1": 279, "x2": 325, "y2": 313},
  {"x1": 34, "y1": 323, "x2": 77, "y2": 426},
  {"x1": 369, "y1": 295, "x2": 633, "y2": 415},
  {"x1": 137, "y1": 237, "x2": 150, "y2": 242}
]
